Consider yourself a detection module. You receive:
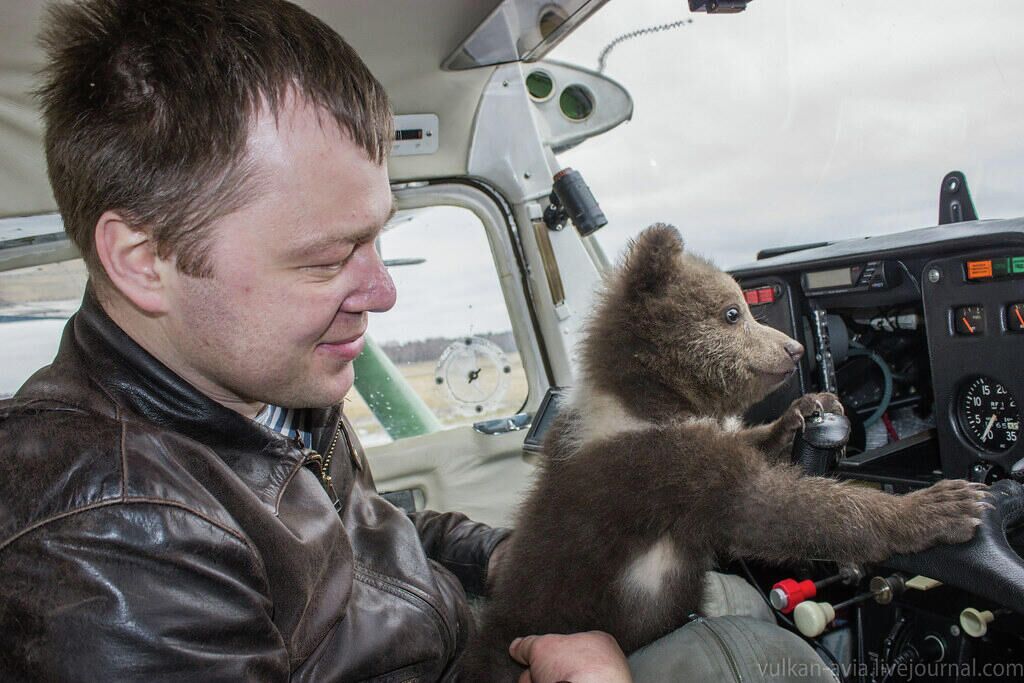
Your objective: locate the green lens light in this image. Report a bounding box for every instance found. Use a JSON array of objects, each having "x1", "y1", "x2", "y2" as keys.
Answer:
[
  {"x1": 526, "y1": 71, "x2": 554, "y2": 101},
  {"x1": 559, "y1": 85, "x2": 594, "y2": 121}
]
